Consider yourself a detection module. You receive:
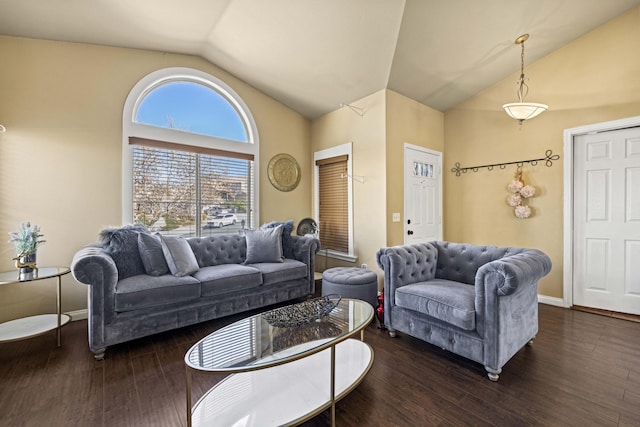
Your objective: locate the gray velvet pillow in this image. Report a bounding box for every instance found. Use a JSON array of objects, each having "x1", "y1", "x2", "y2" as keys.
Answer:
[
  {"x1": 98, "y1": 224, "x2": 148, "y2": 279},
  {"x1": 160, "y1": 235, "x2": 199, "y2": 277},
  {"x1": 138, "y1": 233, "x2": 169, "y2": 276},
  {"x1": 261, "y1": 220, "x2": 294, "y2": 259},
  {"x1": 244, "y1": 224, "x2": 284, "y2": 264}
]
